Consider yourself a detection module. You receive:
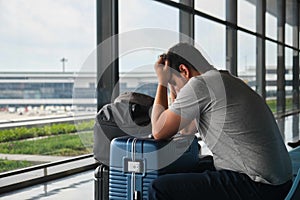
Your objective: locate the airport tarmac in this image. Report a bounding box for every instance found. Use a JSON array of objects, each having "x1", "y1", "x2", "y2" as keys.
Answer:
[
  {"x1": 0, "y1": 112, "x2": 70, "y2": 123},
  {"x1": 0, "y1": 111, "x2": 95, "y2": 129}
]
